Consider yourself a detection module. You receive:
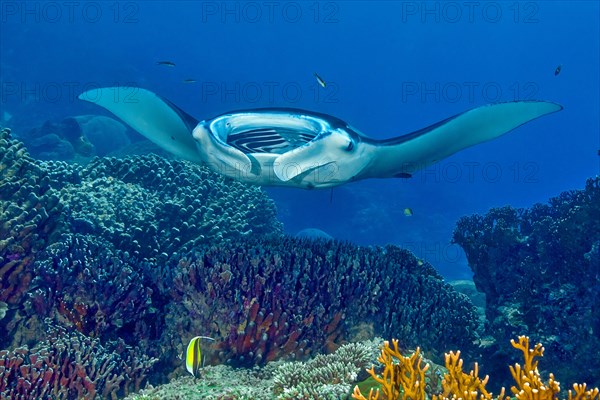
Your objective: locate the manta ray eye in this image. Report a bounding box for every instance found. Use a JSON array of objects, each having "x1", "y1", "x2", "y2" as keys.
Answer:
[{"x1": 346, "y1": 141, "x2": 354, "y2": 151}]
